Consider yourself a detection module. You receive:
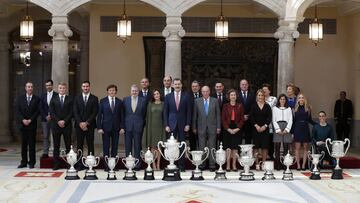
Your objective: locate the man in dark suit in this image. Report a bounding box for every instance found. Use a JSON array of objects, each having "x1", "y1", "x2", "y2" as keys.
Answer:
[
  {"x1": 97, "y1": 84, "x2": 124, "y2": 170},
  {"x1": 123, "y1": 85, "x2": 147, "y2": 170},
  {"x1": 238, "y1": 79, "x2": 256, "y2": 144},
  {"x1": 139, "y1": 78, "x2": 152, "y2": 102},
  {"x1": 16, "y1": 82, "x2": 40, "y2": 168},
  {"x1": 163, "y1": 78, "x2": 192, "y2": 171},
  {"x1": 211, "y1": 82, "x2": 228, "y2": 146},
  {"x1": 49, "y1": 82, "x2": 73, "y2": 170},
  {"x1": 188, "y1": 80, "x2": 202, "y2": 151},
  {"x1": 160, "y1": 75, "x2": 174, "y2": 100},
  {"x1": 39, "y1": 79, "x2": 57, "y2": 159},
  {"x1": 192, "y1": 86, "x2": 221, "y2": 171},
  {"x1": 334, "y1": 91, "x2": 353, "y2": 140},
  {"x1": 73, "y1": 81, "x2": 99, "y2": 169}
]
